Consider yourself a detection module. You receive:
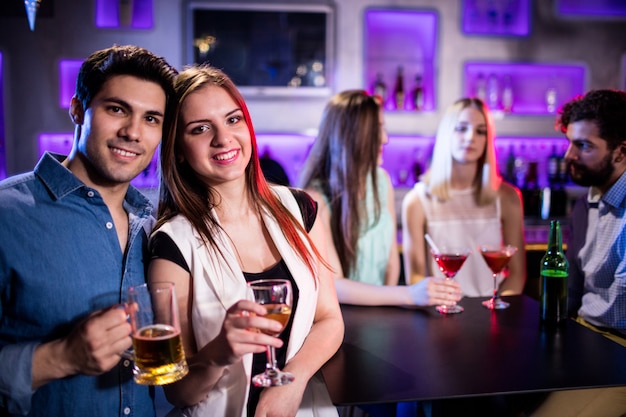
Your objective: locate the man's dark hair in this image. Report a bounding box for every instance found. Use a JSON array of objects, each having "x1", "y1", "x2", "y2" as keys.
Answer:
[
  {"x1": 556, "y1": 89, "x2": 626, "y2": 150},
  {"x1": 75, "y1": 44, "x2": 178, "y2": 111}
]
